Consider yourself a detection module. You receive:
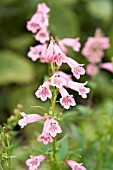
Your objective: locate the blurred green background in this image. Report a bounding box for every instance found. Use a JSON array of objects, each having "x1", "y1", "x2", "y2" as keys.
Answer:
[{"x1": 0, "y1": 0, "x2": 113, "y2": 169}]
